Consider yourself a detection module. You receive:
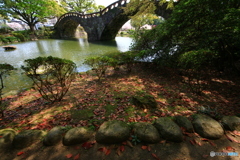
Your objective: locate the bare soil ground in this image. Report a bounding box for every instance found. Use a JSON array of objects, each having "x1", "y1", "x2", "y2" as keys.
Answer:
[{"x1": 0, "y1": 62, "x2": 240, "y2": 160}]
